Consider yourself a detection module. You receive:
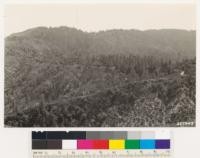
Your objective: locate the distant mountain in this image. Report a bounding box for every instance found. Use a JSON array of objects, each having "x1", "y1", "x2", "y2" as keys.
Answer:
[{"x1": 5, "y1": 26, "x2": 196, "y2": 59}]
